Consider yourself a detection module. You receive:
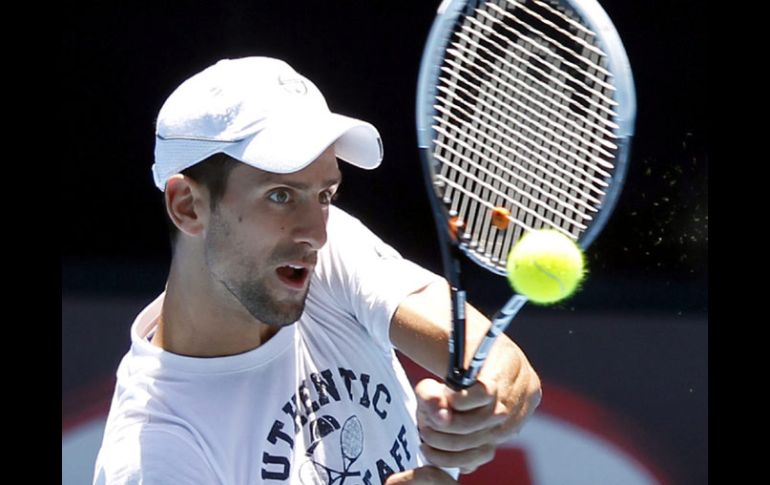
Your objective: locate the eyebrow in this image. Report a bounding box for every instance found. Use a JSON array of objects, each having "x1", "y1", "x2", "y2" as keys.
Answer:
[{"x1": 261, "y1": 172, "x2": 343, "y2": 190}]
